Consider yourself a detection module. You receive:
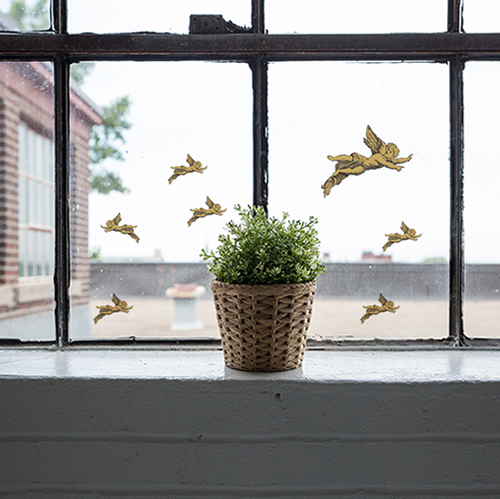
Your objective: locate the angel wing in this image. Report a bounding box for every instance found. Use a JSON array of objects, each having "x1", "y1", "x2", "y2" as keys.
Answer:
[
  {"x1": 363, "y1": 125, "x2": 386, "y2": 155},
  {"x1": 112, "y1": 293, "x2": 120, "y2": 306},
  {"x1": 112, "y1": 213, "x2": 122, "y2": 225},
  {"x1": 401, "y1": 221, "x2": 409, "y2": 233},
  {"x1": 206, "y1": 196, "x2": 214, "y2": 209},
  {"x1": 186, "y1": 154, "x2": 195, "y2": 167},
  {"x1": 378, "y1": 293, "x2": 388, "y2": 306}
]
